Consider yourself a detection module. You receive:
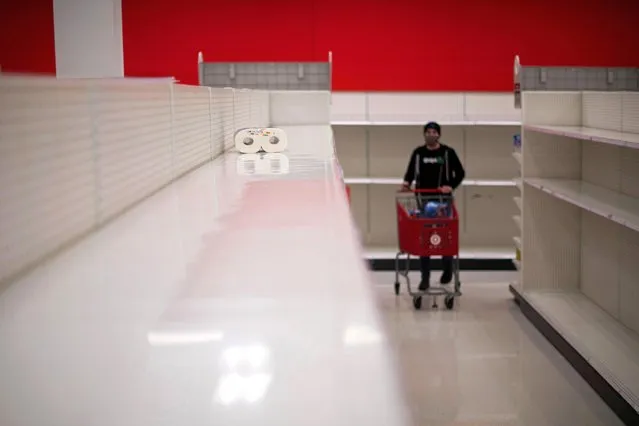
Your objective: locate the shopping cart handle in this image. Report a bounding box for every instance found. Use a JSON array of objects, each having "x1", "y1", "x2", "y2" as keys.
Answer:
[{"x1": 407, "y1": 189, "x2": 448, "y2": 194}]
